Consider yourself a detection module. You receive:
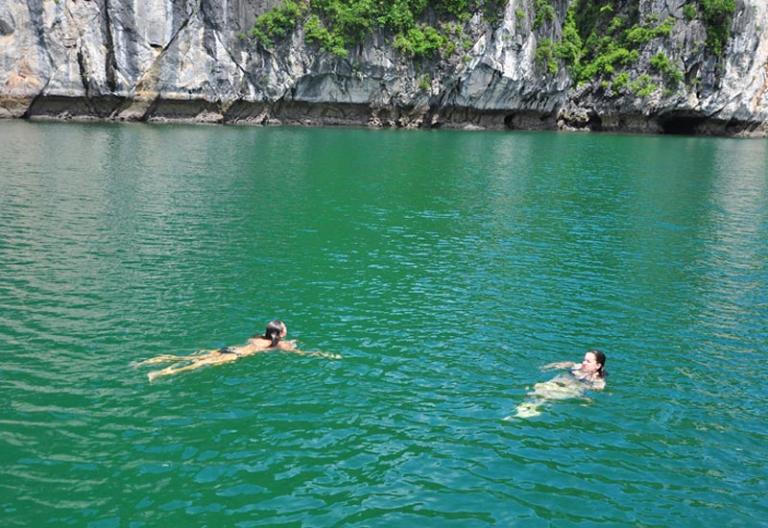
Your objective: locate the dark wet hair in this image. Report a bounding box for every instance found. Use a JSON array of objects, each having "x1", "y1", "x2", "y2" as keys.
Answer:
[
  {"x1": 264, "y1": 320, "x2": 285, "y2": 347},
  {"x1": 589, "y1": 349, "x2": 606, "y2": 378}
]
